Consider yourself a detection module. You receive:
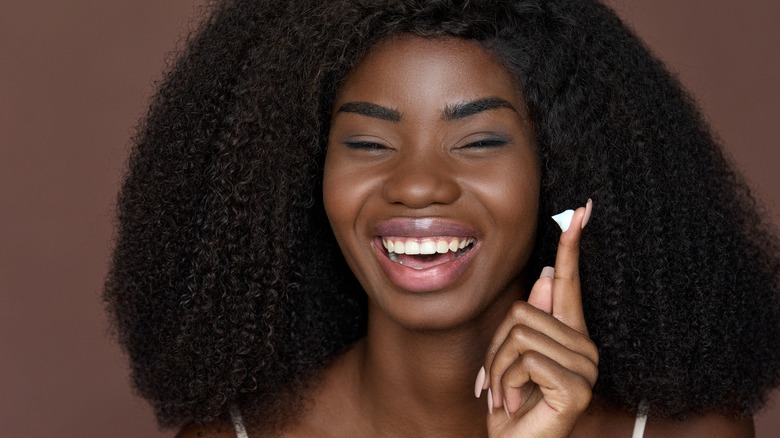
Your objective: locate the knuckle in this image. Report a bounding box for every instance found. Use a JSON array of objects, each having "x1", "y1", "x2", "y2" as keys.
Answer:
[
  {"x1": 584, "y1": 362, "x2": 599, "y2": 386},
  {"x1": 571, "y1": 375, "x2": 593, "y2": 410},
  {"x1": 573, "y1": 332, "x2": 599, "y2": 364},
  {"x1": 584, "y1": 339, "x2": 599, "y2": 365},
  {"x1": 555, "y1": 271, "x2": 580, "y2": 283},
  {"x1": 557, "y1": 373, "x2": 592, "y2": 413},
  {"x1": 509, "y1": 300, "x2": 530, "y2": 319},
  {"x1": 499, "y1": 371, "x2": 512, "y2": 392},
  {"x1": 508, "y1": 324, "x2": 531, "y2": 345},
  {"x1": 518, "y1": 349, "x2": 543, "y2": 368}
]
